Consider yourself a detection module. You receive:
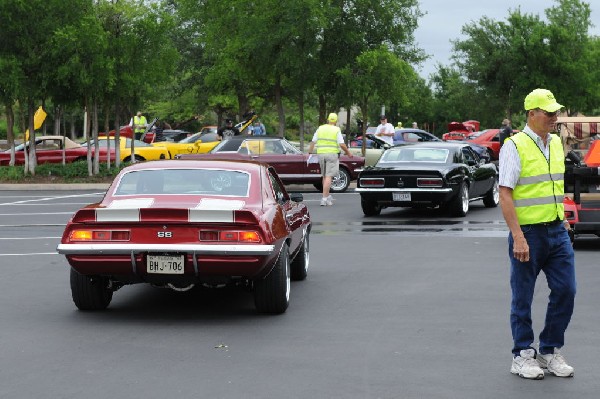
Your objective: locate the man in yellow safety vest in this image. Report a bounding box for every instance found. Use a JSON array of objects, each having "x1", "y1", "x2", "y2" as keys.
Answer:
[
  {"x1": 499, "y1": 88, "x2": 575, "y2": 380},
  {"x1": 308, "y1": 112, "x2": 353, "y2": 206},
  {"x1": 131, "y1": 111, "x2": 148, "y2": 140}
]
